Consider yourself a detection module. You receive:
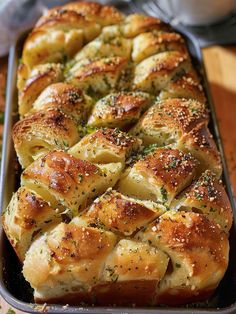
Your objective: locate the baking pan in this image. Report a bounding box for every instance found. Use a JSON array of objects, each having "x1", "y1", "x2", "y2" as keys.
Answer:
[{"x1": 0, "y1": 3, "x2": 236, "y2": 314}]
